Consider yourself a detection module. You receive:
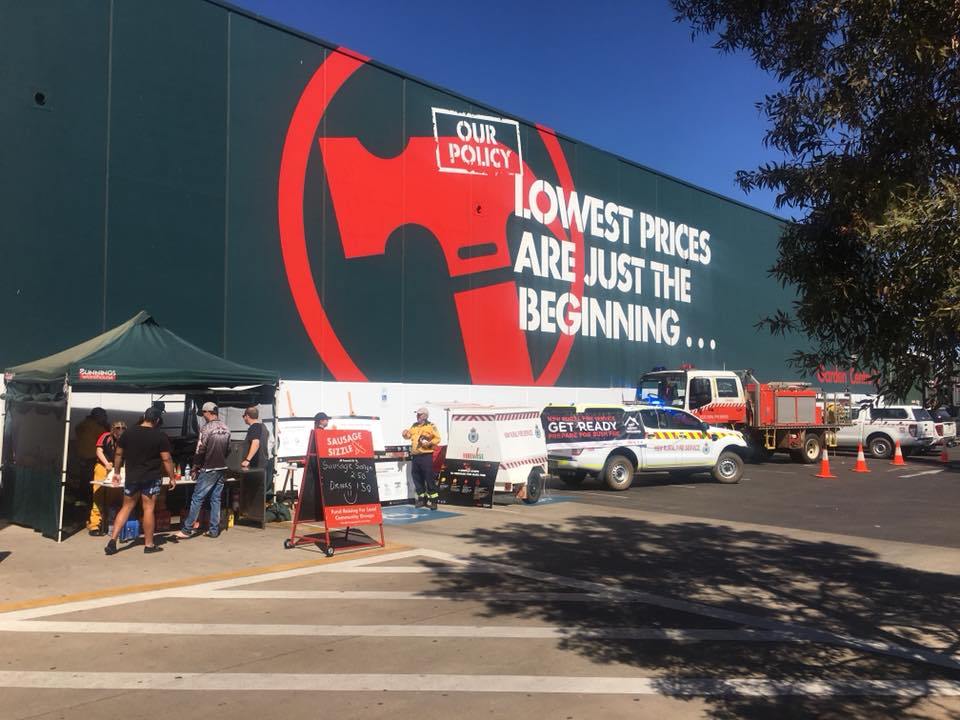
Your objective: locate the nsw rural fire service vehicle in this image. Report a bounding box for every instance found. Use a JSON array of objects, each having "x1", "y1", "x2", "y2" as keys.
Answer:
[
  {"x1": 543, "y1": 404, "x2": 749, "y2": 490},
  {"x1": 637, "y1": 369, "x2": 842, "y2": 463}
]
